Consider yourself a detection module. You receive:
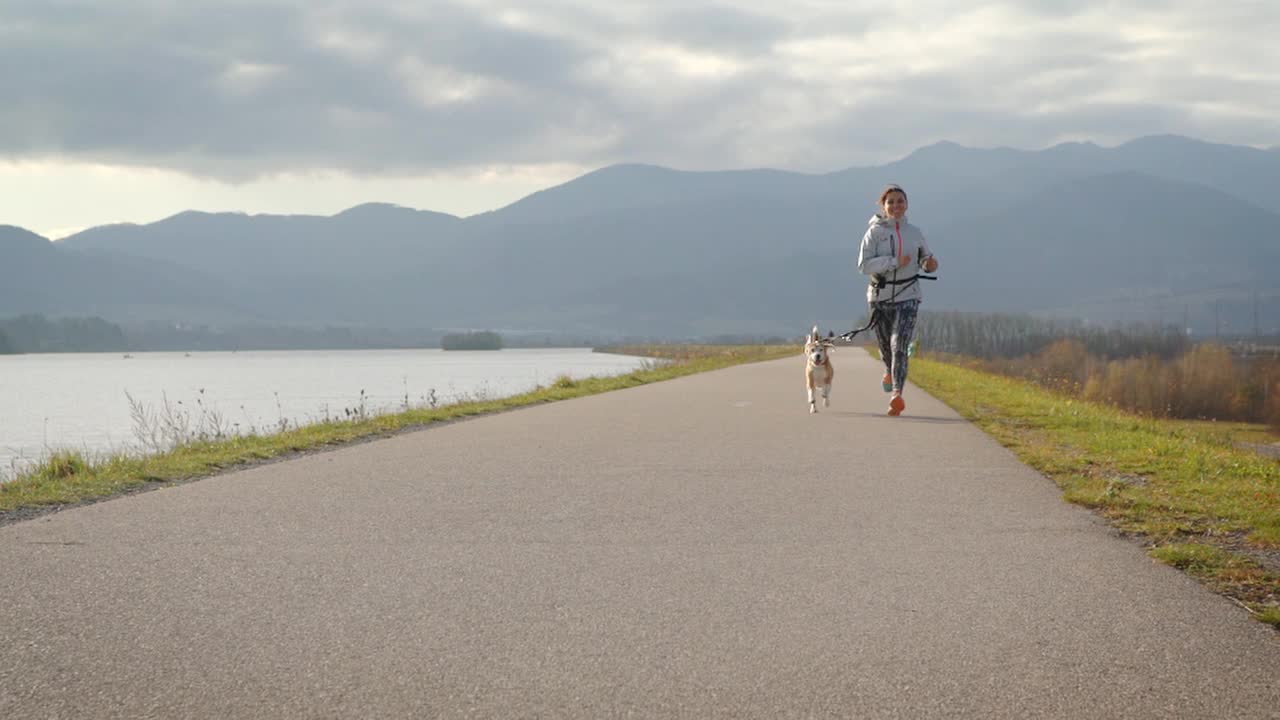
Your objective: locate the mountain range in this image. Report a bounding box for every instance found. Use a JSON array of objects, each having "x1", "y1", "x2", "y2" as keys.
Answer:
[{"x1": 3, "y1": 134, "x2": 1278, "y2": 343}]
